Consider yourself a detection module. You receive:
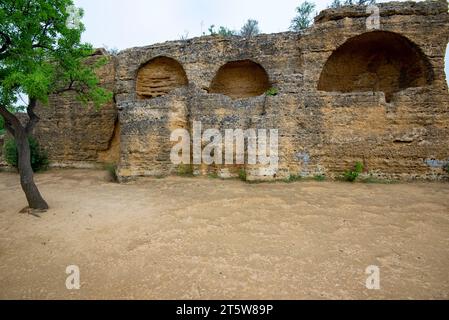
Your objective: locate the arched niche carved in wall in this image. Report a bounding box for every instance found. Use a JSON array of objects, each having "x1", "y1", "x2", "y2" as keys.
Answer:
[
  {"x1": 318, "y1": 31, "x2": 434, "y2": 102},
  {"x1": 209, "y1": 60, "x2": 270, "y2": 99},
  {"x1": 136, "y1": 56, "x2": 188, "y2": 99}
]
